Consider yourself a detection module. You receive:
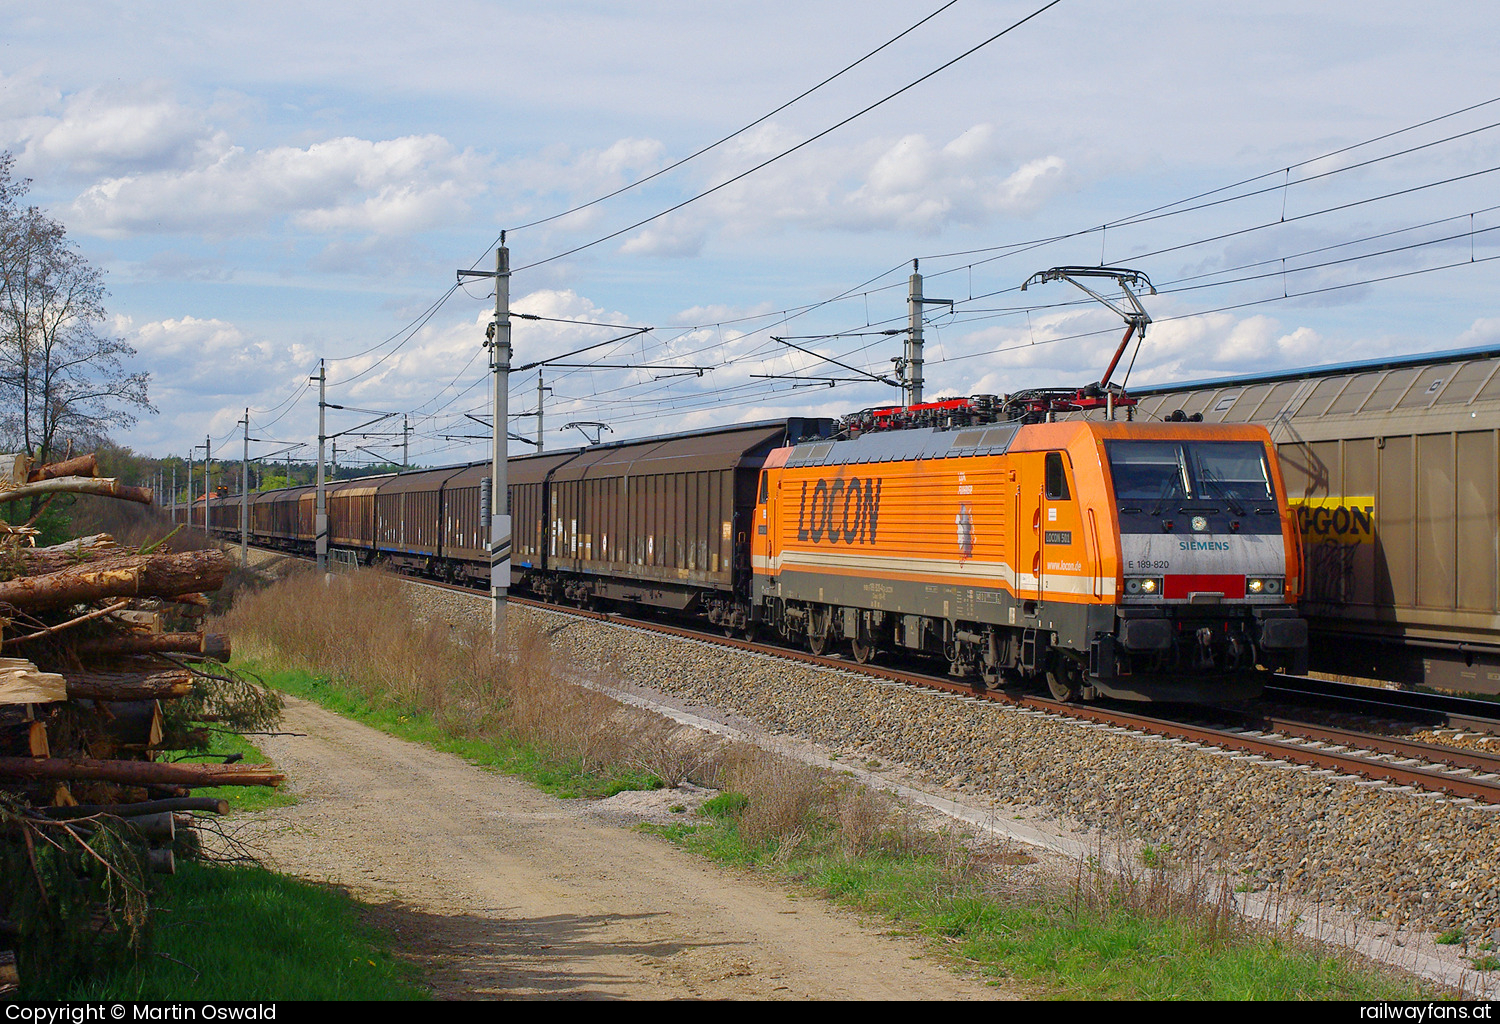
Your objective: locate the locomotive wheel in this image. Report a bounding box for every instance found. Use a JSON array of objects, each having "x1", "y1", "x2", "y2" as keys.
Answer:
[
  {"x1": 850, "y1": 637, "x2": 875, "y2": 664},
  {"x1": 1045, "y1": 671, "x2": 1078, "y2": 702},
  {"x1": 1046, "y1": 658, "x2": 1082, "y2": 702},
  {"x1": 807, "y1": 606, "x2": 832, "y2": 656}
]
